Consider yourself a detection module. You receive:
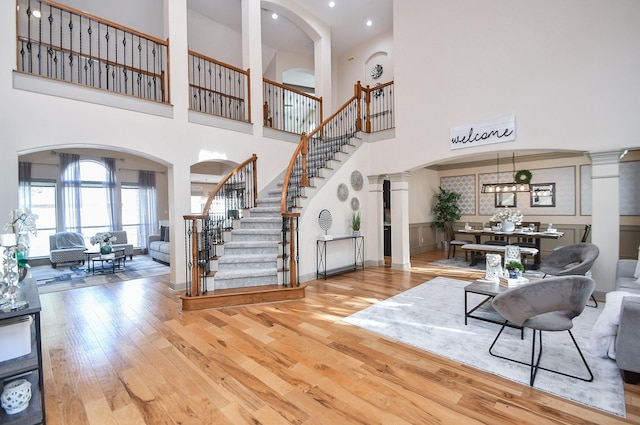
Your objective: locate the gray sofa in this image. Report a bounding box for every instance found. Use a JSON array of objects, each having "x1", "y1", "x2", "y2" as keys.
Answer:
[
  {"x1": 149, "y1": 230, "x2": 170, "y2": 264},
  {"x1": 614, "y1": 259, "x2": 640, "y2": 383}
]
